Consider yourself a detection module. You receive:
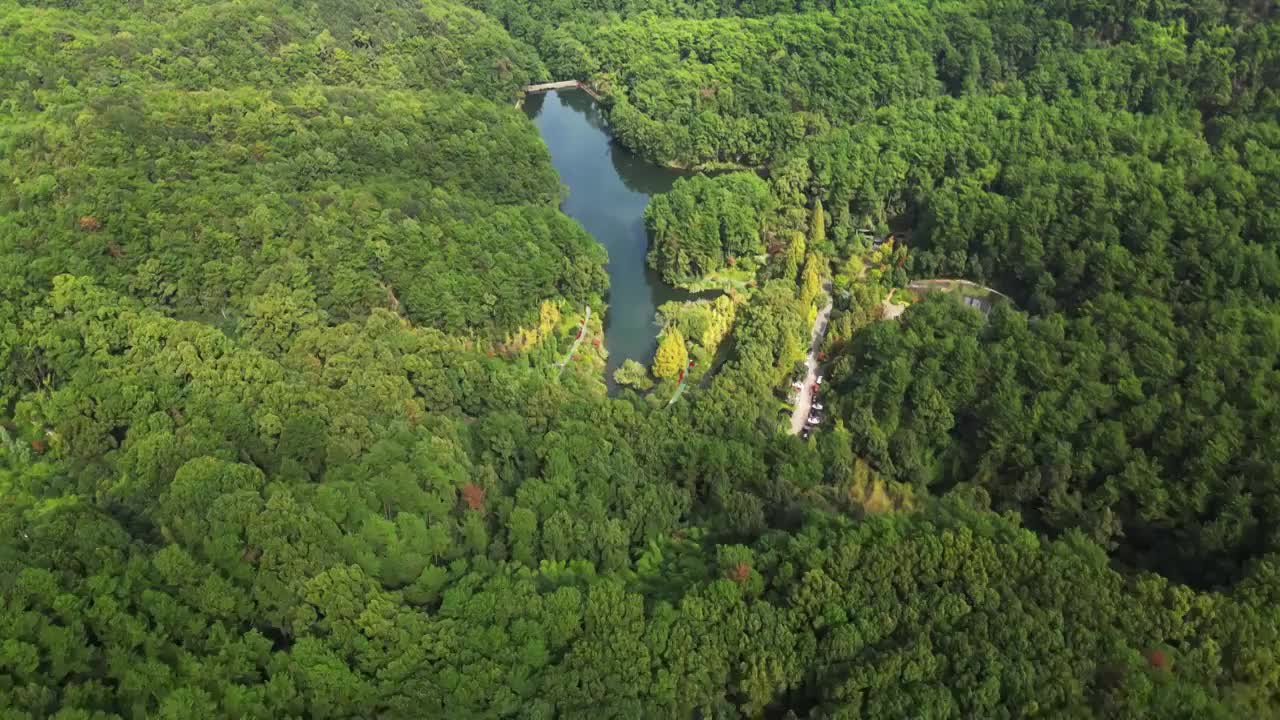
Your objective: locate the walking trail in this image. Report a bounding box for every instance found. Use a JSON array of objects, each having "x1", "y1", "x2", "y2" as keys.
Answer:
[
  {"x1": 556, "y1": 306, "x2": 591, "y2": 377},
  {"x1": 790, "y1": 282, "x2": 833, "y2": 435}
]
